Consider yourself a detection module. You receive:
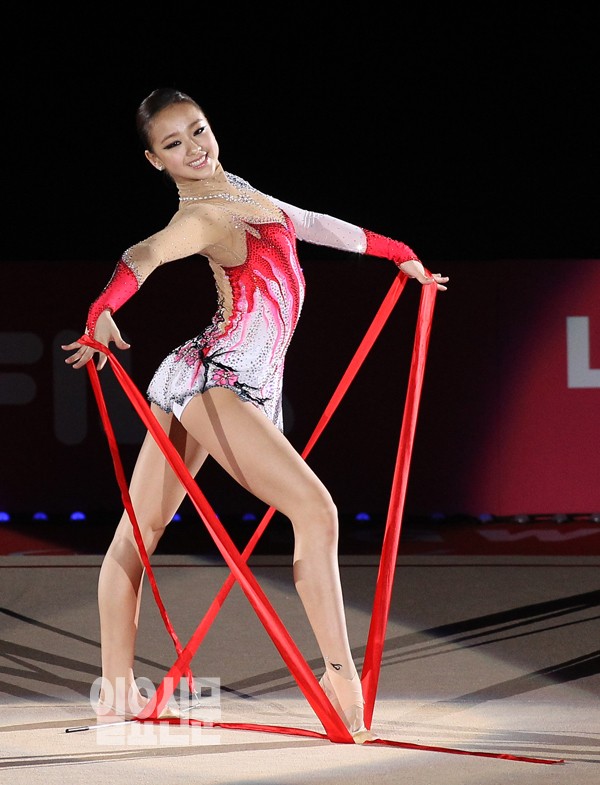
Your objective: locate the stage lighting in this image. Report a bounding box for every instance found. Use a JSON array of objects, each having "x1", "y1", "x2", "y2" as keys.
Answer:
[
  {"x1": 171, "y1": 513, "x2": 182, "y2": 522},
  {"x1": 242, "y1": 513, "x2": 258, "y2": 522},
  {"x1": 477, "y1": 513, "x2": 494, "y2": 523},
  {"x1": 354, "y1": 512, "x2": 371, "y2": 522},
  {"x1": 32, "y1": 512, "x2": 48, "y2": 521},
  {"x1": 429, "y1": 512, "x2": 446, "y2": 524},
  {"x1": 0, "y1": 512, "x2": 9, "y2": 522},
  {"x1": 70, "y1": 511, "x2": 86, "y2": 521}
]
